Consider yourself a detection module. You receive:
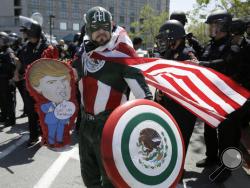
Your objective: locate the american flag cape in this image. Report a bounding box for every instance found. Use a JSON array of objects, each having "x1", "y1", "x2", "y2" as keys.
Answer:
[{"x1": 90, "y1": 27, "x2": 250, "y2": 128}]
